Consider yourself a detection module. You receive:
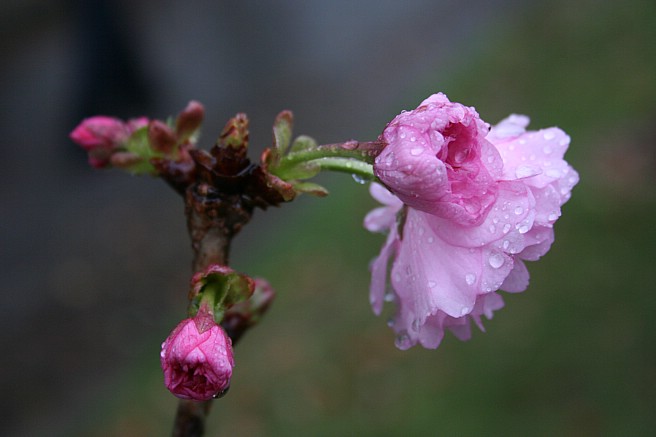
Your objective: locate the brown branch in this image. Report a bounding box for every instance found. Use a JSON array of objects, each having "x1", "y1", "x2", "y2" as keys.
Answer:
[{"x1": 172, "y1": 183, "x2": 255, "y2": 437}]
